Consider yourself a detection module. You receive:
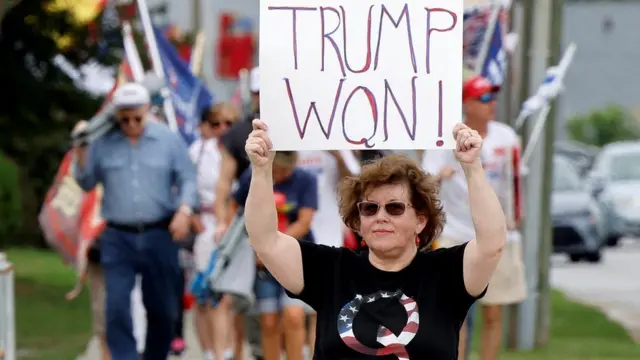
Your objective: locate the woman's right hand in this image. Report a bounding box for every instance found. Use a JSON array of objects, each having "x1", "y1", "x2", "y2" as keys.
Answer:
[{"x1": 245, "y1": 119, "x2": 275, "y2": 168}]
